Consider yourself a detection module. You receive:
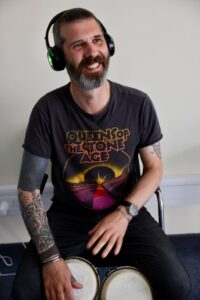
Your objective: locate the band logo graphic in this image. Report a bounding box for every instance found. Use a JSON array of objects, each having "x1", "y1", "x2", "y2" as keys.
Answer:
[{"x1": 64, "y1": 127, "x2": 130, "y2": 163}]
